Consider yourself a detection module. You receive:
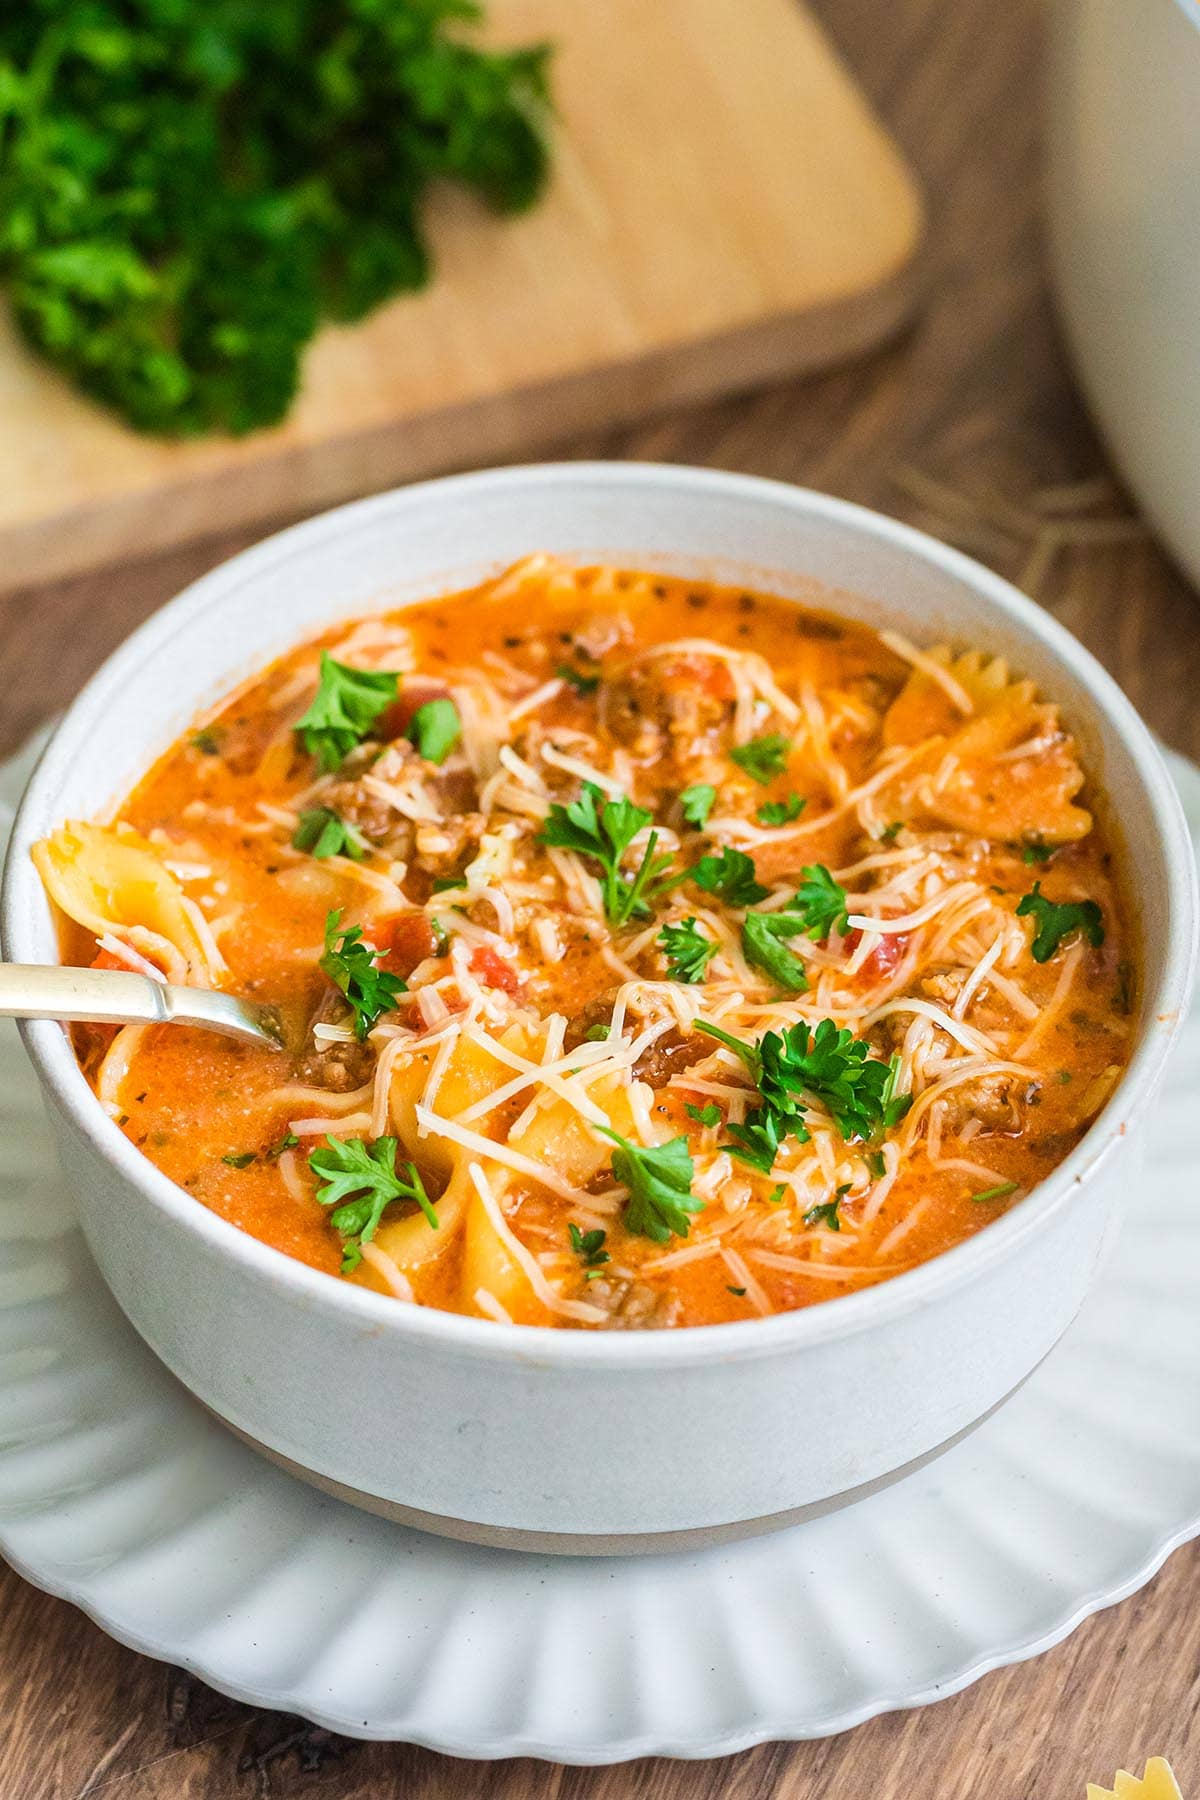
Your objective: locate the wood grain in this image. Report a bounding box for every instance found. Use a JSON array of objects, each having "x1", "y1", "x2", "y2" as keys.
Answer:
[
  {"x1": 0, "y1": 0, "x2": 923, "y2": 596},
  {"x1": 4, "y1": 0, "x2": 1200, "y2": 1793}
]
